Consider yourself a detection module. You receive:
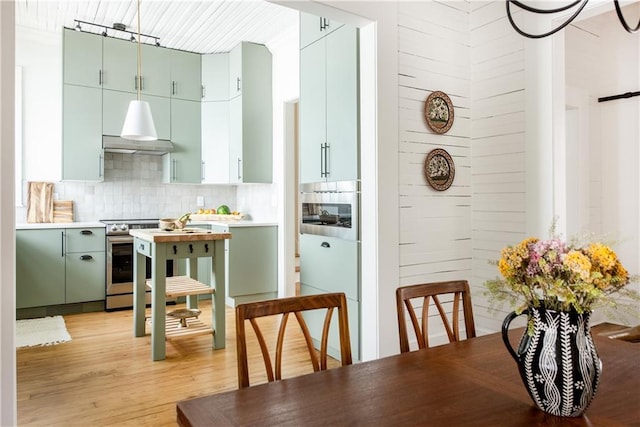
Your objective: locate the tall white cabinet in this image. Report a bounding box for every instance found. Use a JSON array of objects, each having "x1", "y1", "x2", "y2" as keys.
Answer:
[
  {"x1": 299, "y1": 20, "x2": 358, "y2": 184},
  {"x1": 298, "y1": 14, "x2": 360, "y2": 361}
]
